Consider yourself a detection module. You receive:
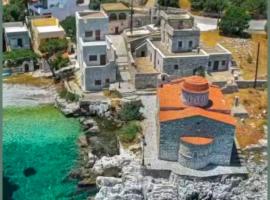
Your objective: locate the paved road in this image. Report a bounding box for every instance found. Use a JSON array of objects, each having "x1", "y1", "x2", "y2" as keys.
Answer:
[{"x1": 194, "y1": 15, "x2": 266, "y2": 31}]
